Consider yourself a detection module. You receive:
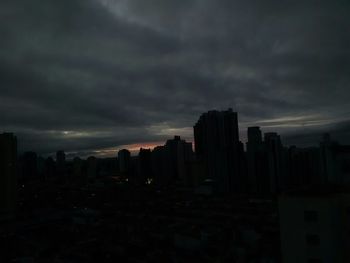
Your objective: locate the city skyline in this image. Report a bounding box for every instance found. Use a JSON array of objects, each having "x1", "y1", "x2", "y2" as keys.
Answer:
[
  {"x1": 10, "y1": 109, "x2": 350, "y2": 159},
  {"x1": 7, "y1": 108, "x2": 349, "y2": 195},
  {"x1": 1, "y1": 0, "x2": 350, "y2": 156},
  {"x1": 6, "y1": 108, "x2": 350, "y2": 159},
  {"x1": 2, "y1": 113, "x2": 350, "y2": 262}
]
